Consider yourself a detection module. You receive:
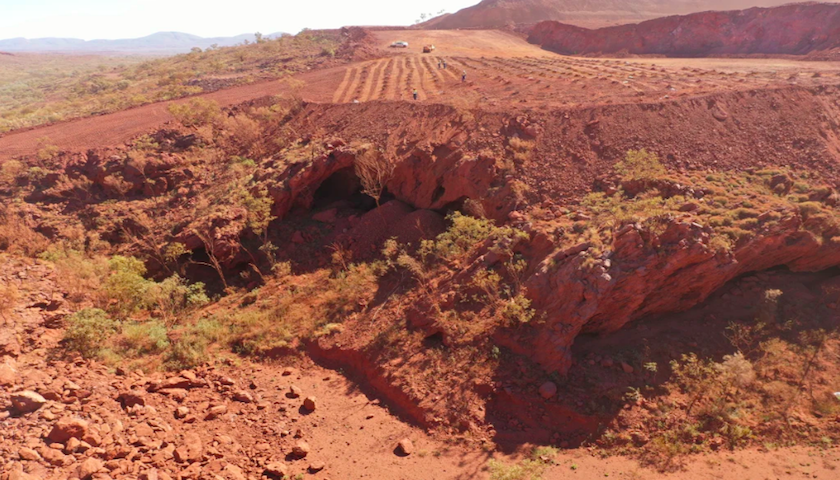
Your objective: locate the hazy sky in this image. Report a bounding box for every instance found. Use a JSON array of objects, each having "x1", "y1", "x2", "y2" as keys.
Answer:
[{"x1": 0, "y1": 0, "x2": 479, "y2": 40}]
